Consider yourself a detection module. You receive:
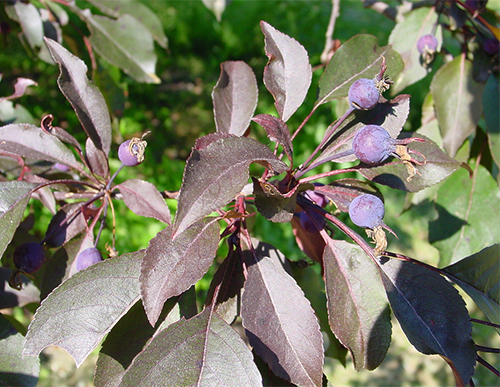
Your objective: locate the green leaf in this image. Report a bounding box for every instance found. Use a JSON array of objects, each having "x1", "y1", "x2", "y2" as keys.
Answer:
[
  {"x1": 0, "y1": 181, "x2": 39, "y2": 260},
  {"x1": 119, "y1": 307, "x2": 263, "y2": 387},
  {"x1": 442, "y1": 244, "x2": 500, "y2": 326},
  {"x1": 377, "y1": 256, "x2": 476, "y2": 385},
  {"x1": 23, "y1": 251, "x2": 143, "y2": 367},
  {"x1": 323, "y1": 239, "x2": 391, "y2": 371},
  {"x1": 483, "y1": 75, "x2": 500, "y2": 169},
  {"x1": 84, "y1": 0, "x2": 168, "y2": 48},
  {"x1": 0, "y1": 314, "x2": 39, "y2": 387},
  {"x1": 430, "y1": 55, "x2": 485, "y2": 157},
  {"x1": 389, "y1": 7, "x2": 442, "y2": 93},
  {"x1": 317, "y1": 34, "x2": 404, "y2": 106},
  {"x1": 81, "y1": 11, "x2": 160, "y2": 84},
  {"x1": 430, "y1": 165, "x2": 500, "y2": 266}
]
